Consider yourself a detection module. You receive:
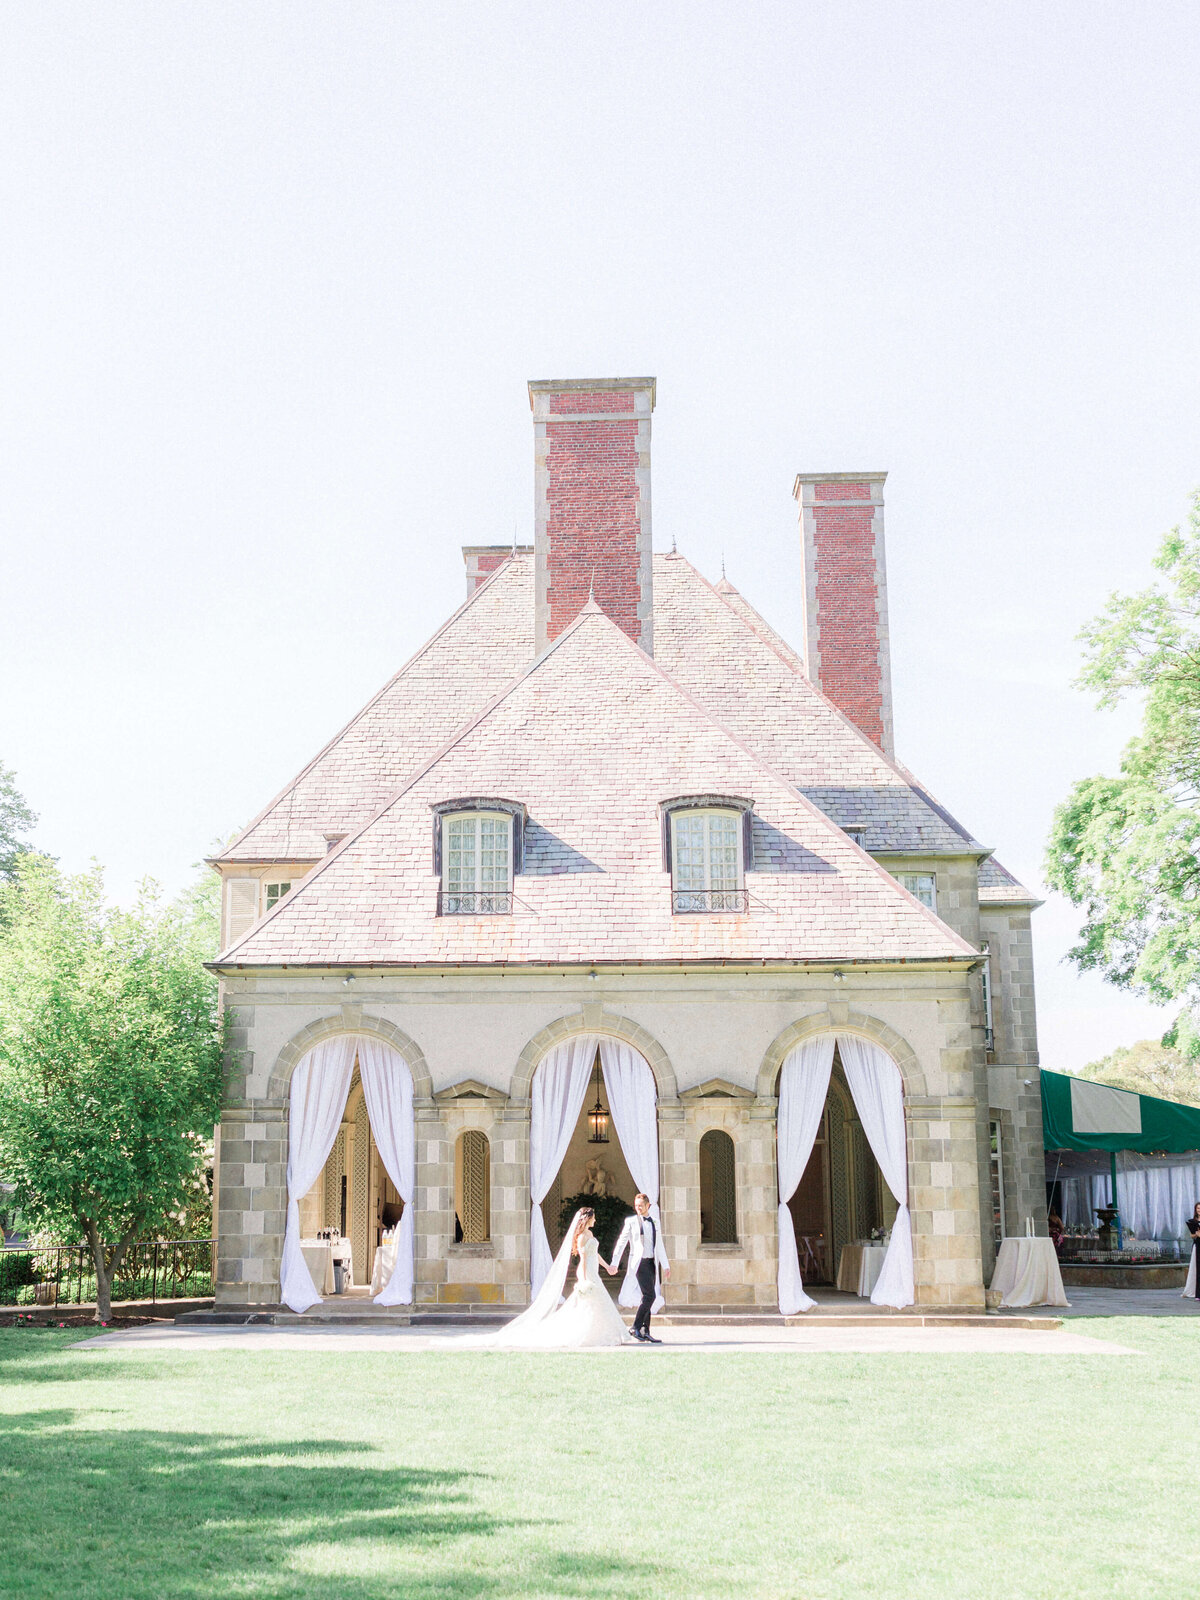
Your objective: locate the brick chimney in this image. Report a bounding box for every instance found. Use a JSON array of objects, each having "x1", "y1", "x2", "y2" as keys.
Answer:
[
  {"x1": 793, "y1": 471, "x2": 893, "y2": 756},
  {"x1": 528, "y1": 377, "x2": 655, "y2": 655}
]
